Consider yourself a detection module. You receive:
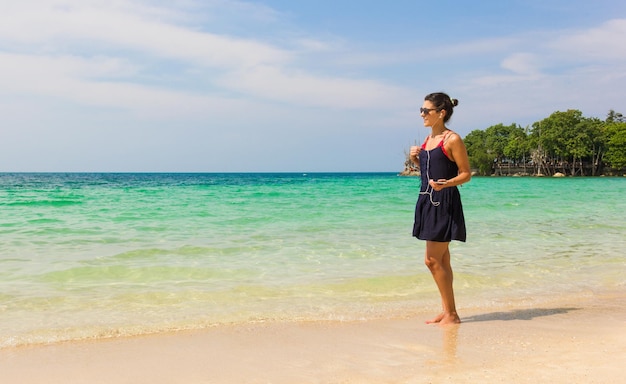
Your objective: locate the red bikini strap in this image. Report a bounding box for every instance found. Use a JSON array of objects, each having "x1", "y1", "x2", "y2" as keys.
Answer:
[
  {"x1": 441, "y1": 130, "x2": 453, "y2": 145},
  {"x1": 440, "y1": 131, "x2": 453, "y2": 158}
]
